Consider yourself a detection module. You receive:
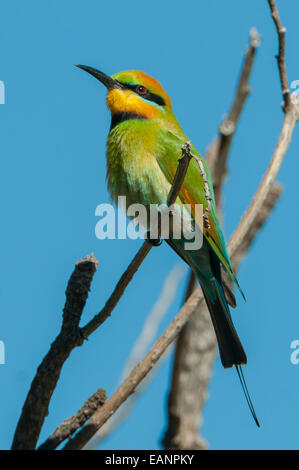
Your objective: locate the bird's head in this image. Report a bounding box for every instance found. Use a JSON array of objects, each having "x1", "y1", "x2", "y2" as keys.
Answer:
[{"x1": 76, "y1": 66, "x2": 172, "y2": 120}]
